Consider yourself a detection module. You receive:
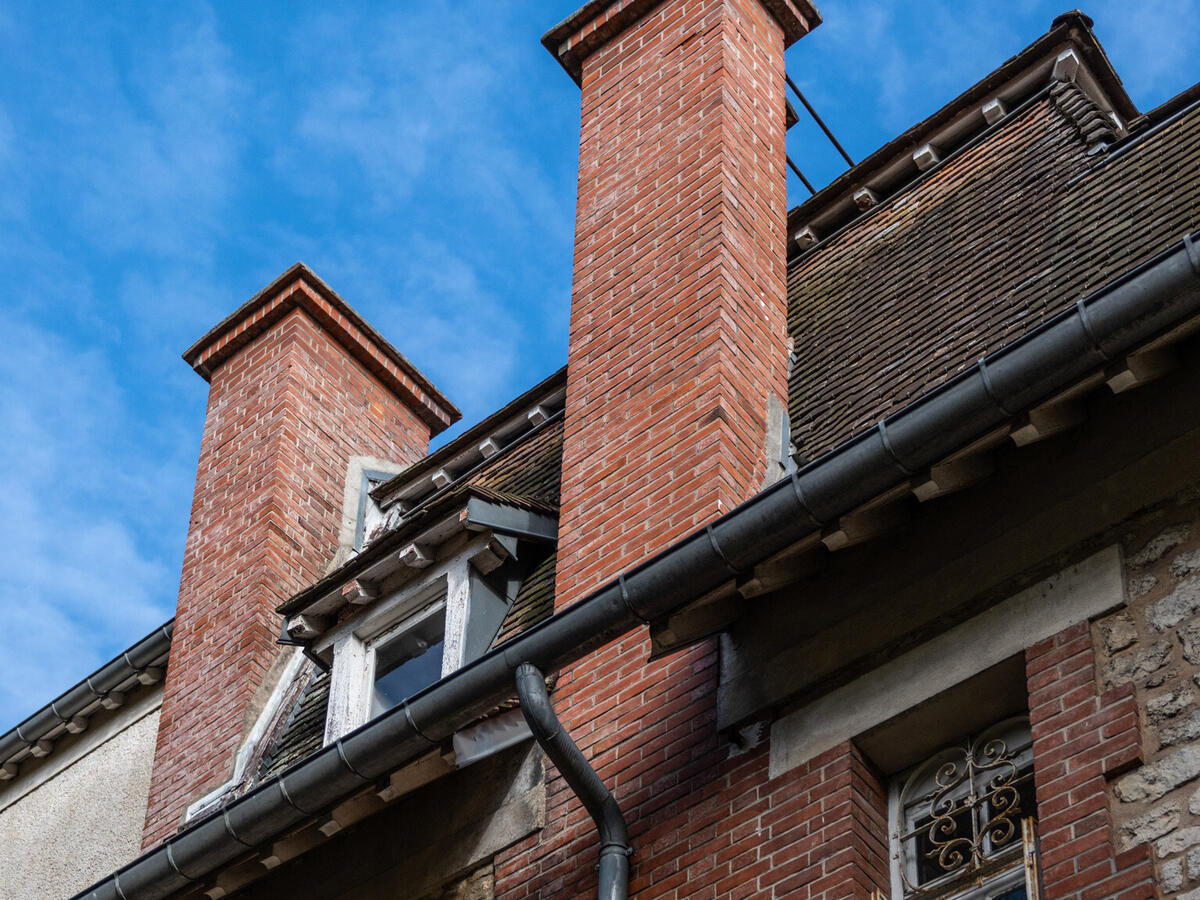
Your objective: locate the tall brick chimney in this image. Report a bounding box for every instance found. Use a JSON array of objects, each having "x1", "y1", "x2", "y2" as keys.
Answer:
[
  {"x1": 141, "y1": 265, "x2": 457, "y2": 846},
  {"x1": 547, "y1": 0, "x2": 818, "y2": 605}
]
